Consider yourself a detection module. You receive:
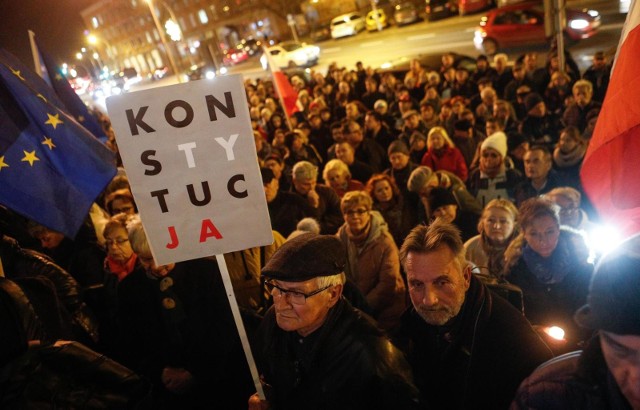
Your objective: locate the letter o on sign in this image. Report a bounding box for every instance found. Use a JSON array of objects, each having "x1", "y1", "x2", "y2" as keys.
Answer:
[{"x1": 165, "y1": 100, "x2": 194, "y2": 128}]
